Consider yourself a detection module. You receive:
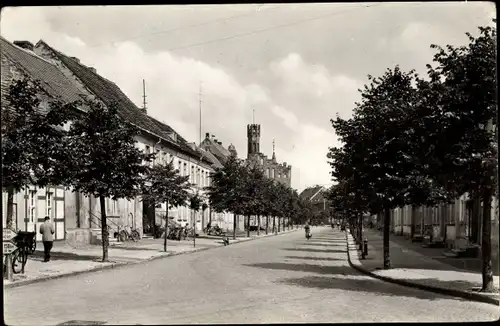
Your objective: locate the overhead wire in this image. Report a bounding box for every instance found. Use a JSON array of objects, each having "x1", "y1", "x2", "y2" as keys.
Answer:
[
  {"x1": 163, "y1": 3, "x2": 385, "y2": 53},
  {"x1": 88, "y1": 4, "x2": 282, "y2": 49}
]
